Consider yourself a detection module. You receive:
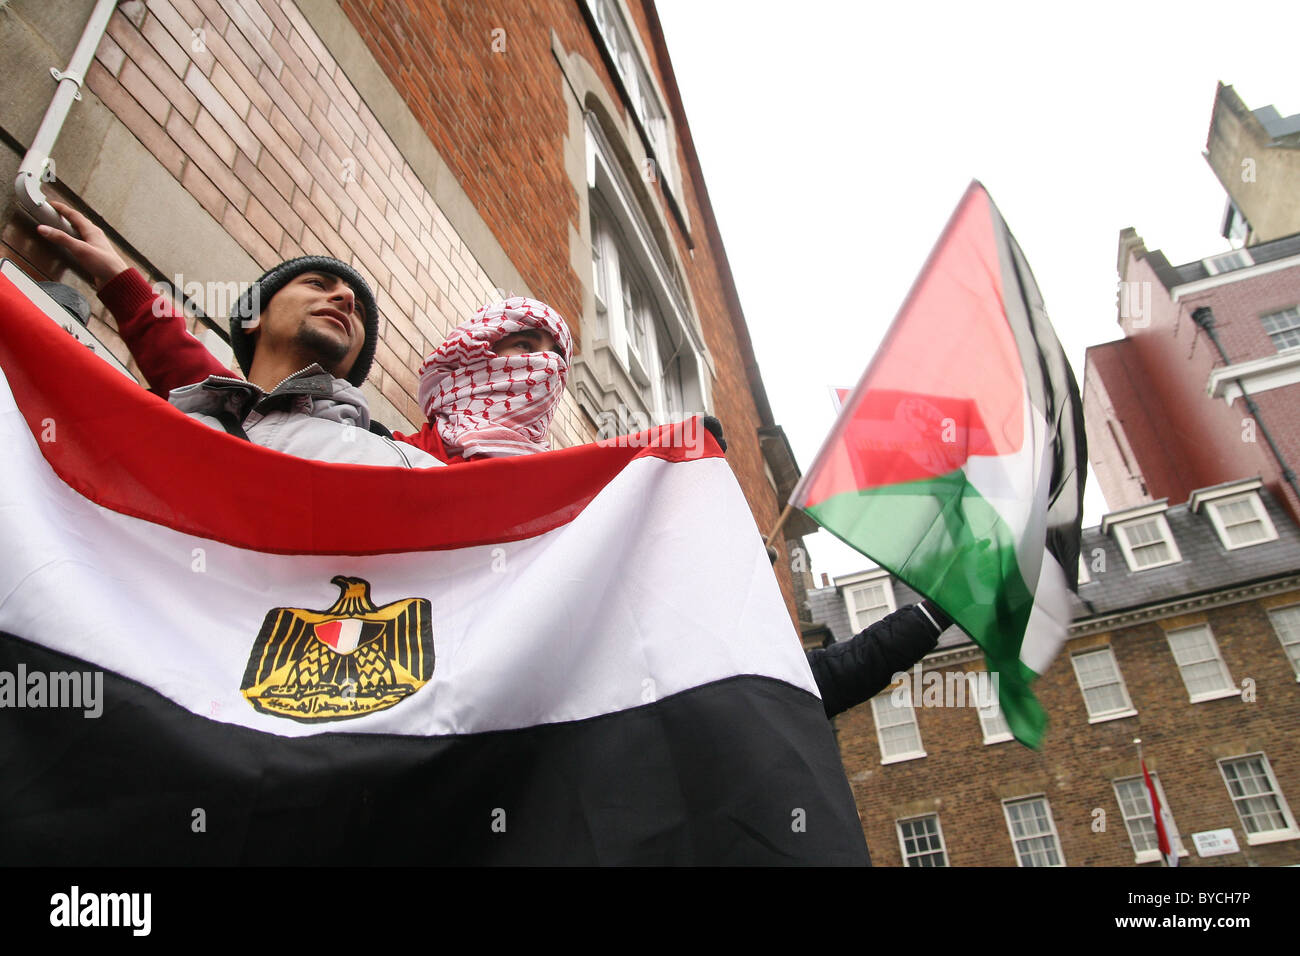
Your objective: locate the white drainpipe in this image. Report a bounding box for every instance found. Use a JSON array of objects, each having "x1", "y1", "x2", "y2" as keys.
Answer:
[{"x1": 13, "y1": 0, "x2": 118, "y2": 232}]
